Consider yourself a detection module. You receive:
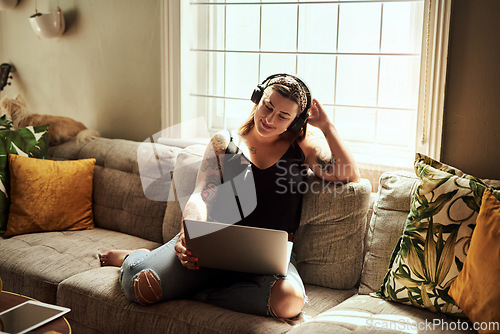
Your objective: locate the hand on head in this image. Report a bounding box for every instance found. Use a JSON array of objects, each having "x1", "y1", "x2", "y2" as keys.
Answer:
[{"x1": 306, "y1": 99, "x2": 331, "y2": 131}]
